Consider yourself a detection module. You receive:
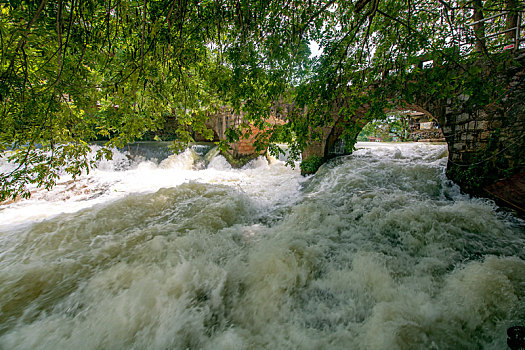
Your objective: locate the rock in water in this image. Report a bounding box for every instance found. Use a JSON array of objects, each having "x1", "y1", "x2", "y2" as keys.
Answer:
[{"x1": 507, "y1": 326, "x2": 525, "y2": 350}]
